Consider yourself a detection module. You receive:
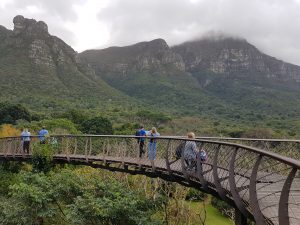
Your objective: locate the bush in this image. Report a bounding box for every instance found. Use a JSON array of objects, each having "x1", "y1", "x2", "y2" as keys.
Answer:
[
  {"x1": 31, "y1": 143, "x2": 53, "y2": 173},
  {"x1": 241, "y1": 127, "x2": 275, "y2": 139},
  {"x1": 211, "y1": 196, "x2": 233, "y2": 217},
  {"x1": 136, "y1": 110, "x2": 172, "y2": 125},
  {"x1": 0, "y1": 124, "x2": 20, "y2": 137},
  {"x1": 185, "y1": 188, "x2": 207, "y2": 201},
  {"x1": 0, "y1": 102, "x2": 31, "y2": 125},
  {"x1": 81, "y1": 116, "x2": 113, "y2": 135}
]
